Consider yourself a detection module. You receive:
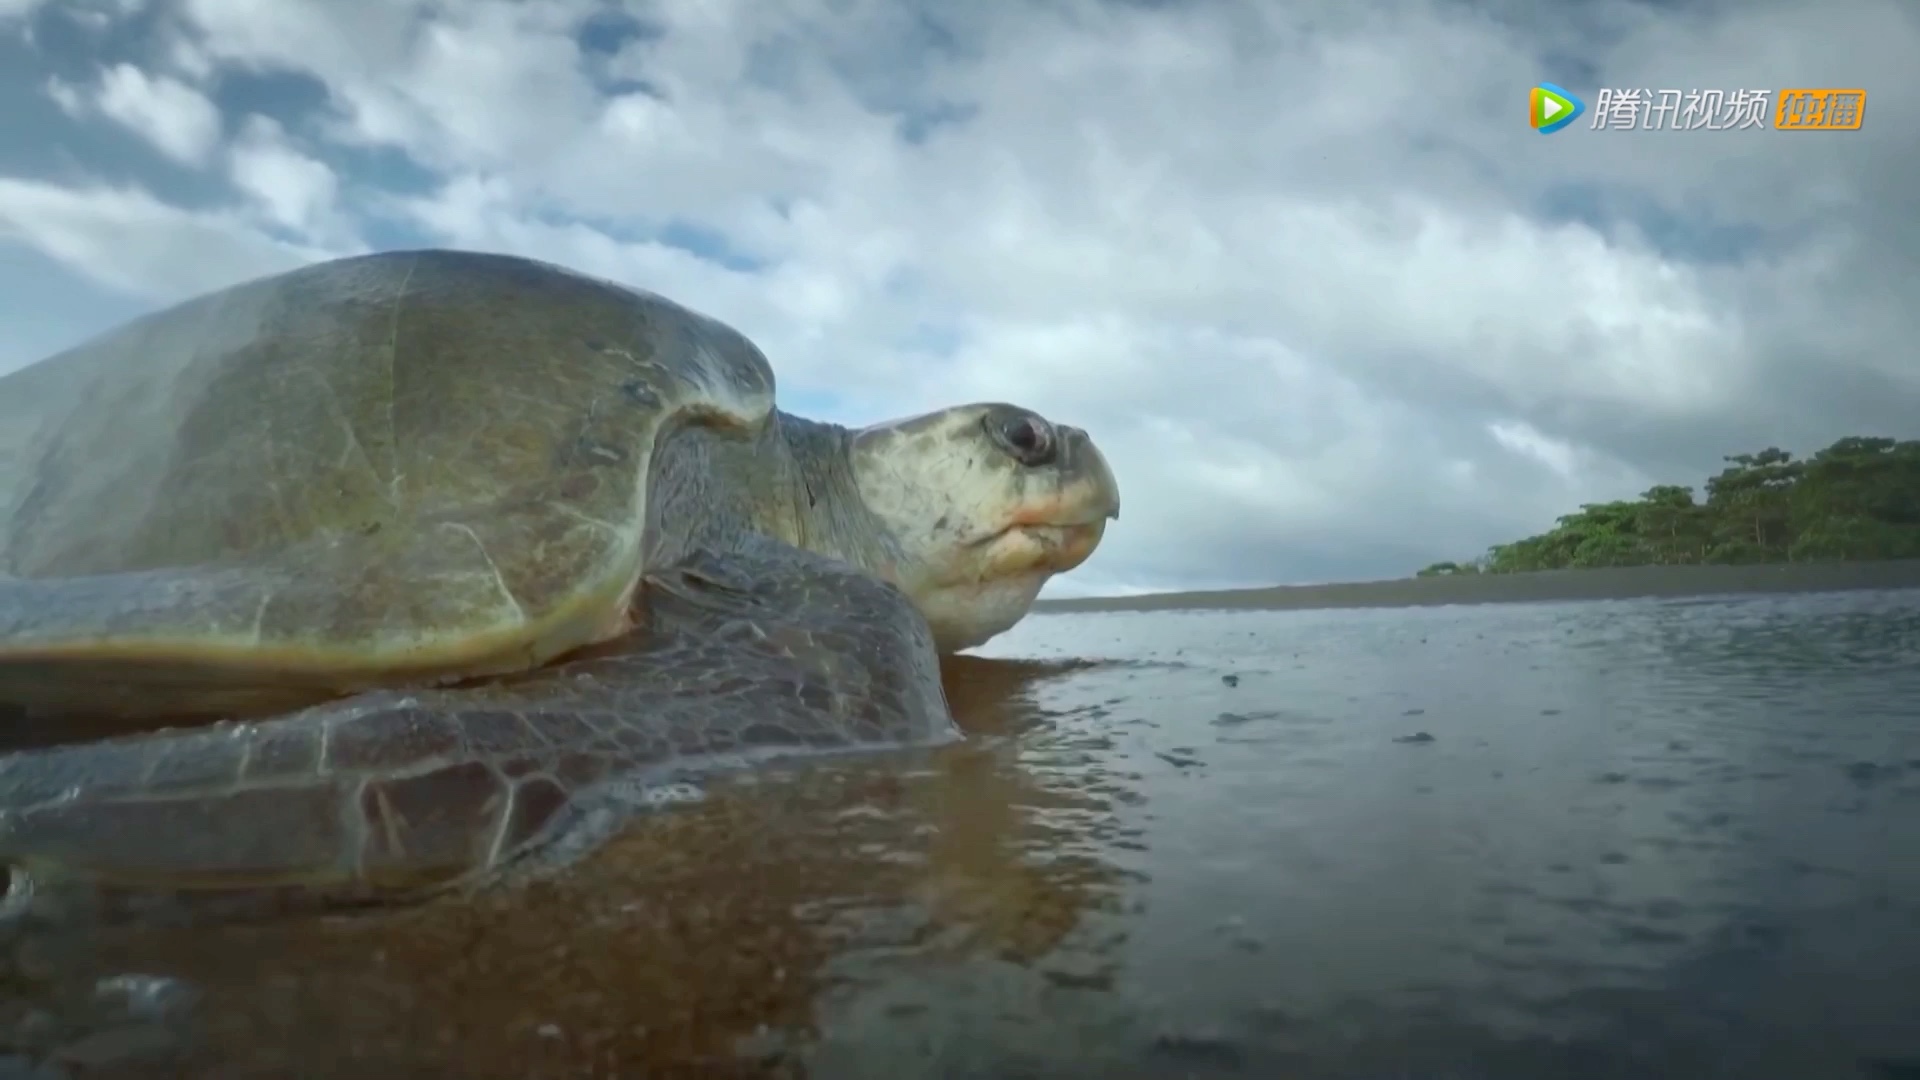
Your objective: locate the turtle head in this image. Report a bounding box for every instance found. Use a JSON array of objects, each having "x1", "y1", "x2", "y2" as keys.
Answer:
[{"x1": 848, "y1": 403, "x2": 1121, "y2": 652}]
